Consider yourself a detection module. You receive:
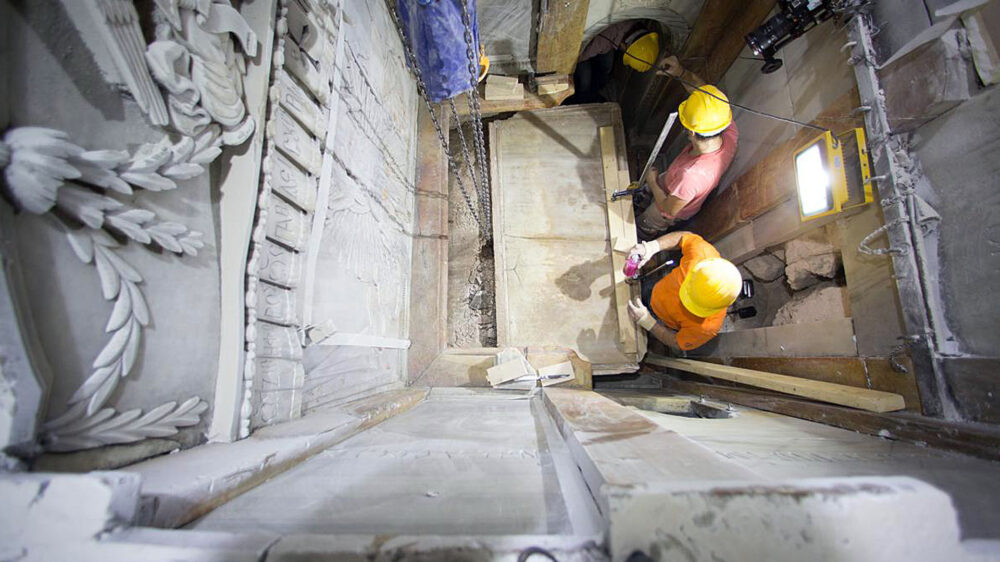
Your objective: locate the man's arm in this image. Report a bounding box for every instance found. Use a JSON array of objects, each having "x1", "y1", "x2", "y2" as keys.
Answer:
[
  {"x1": 657, "y1": 55, "x2": 705, "y2": 93},
  {"x1": 645, "y1": 166, "x2": 690, "y2": 219},
  {"x1": 628, "y1": 230, "x2": 692, "y2": 267},
  {"x1": 648, "y1": 323, "x2": 682, "y2": 351},
  {"x1": 627, "y1": 297, "x2": 682, "y2": 351}
]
